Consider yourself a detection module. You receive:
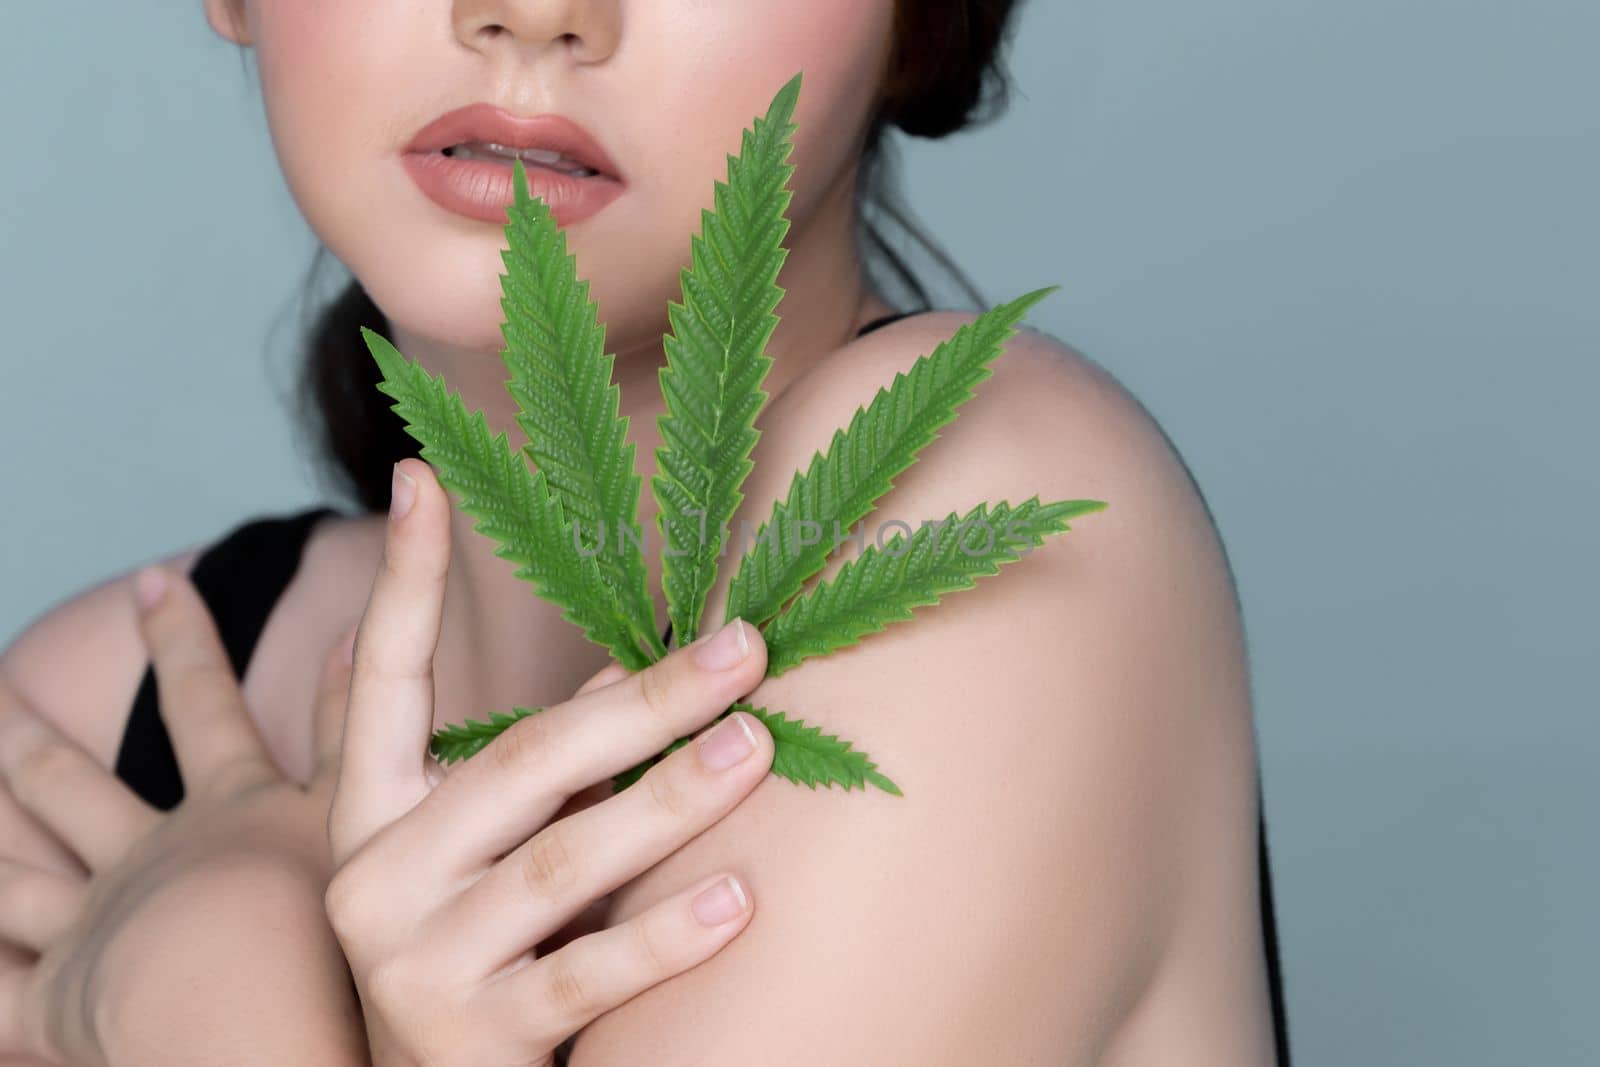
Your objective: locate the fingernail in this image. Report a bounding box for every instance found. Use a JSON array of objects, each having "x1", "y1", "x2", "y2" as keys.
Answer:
[
  {"x1": 691, "y1": 874, "x2": 749, "y2": 927},
  {"x1": 390, "y1": 464, "x2": 416, "y2": 520},
  {"x1": 134, "y1": 567, "x2": 169, "y2": 611},
  {"x1": 692, "y1": 618, "x2": 749, "y2": 672},
  {"x1": 697, "y1": 712, "x2": 758, "y2": 772}
]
